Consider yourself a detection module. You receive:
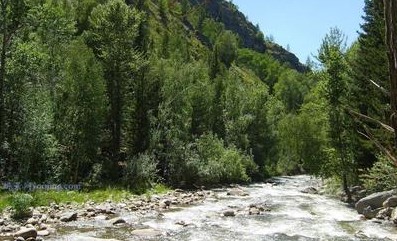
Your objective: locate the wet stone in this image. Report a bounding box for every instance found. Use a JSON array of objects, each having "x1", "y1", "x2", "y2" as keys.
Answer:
[
  {"x1": 13, "y1": 227, "x2": 37, "y2": 240},
  {"x1": 223, "y1": 210, "x2": 235, "y2": 217}
]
